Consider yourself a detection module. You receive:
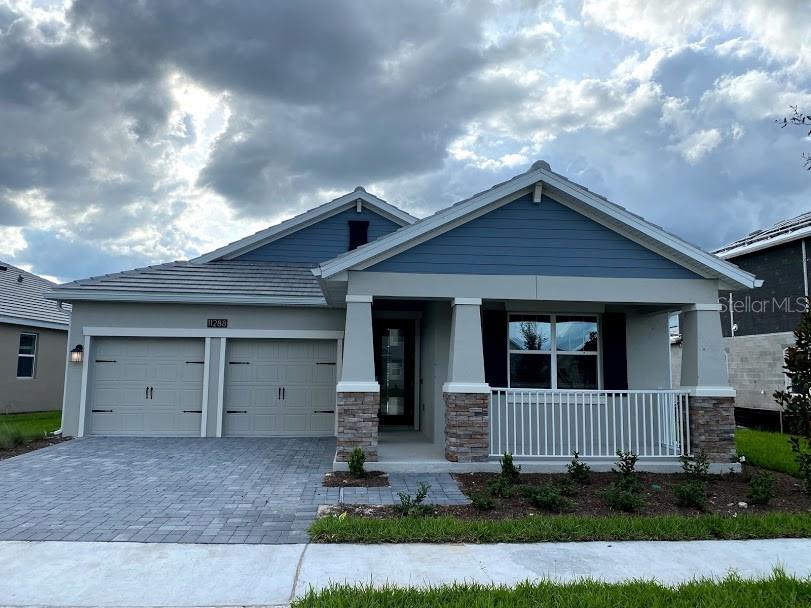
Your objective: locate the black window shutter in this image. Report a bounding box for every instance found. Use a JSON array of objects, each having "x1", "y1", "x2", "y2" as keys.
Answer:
[
  {"x1": 348, "y1": 221, "x2": 369, "y2": 250},
  {"x1": 601, "y1": 312, "x2": 628, "y2": 390},
  {"x1": 482, "y1": 309, "x2": 508, "y2": 387}
]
